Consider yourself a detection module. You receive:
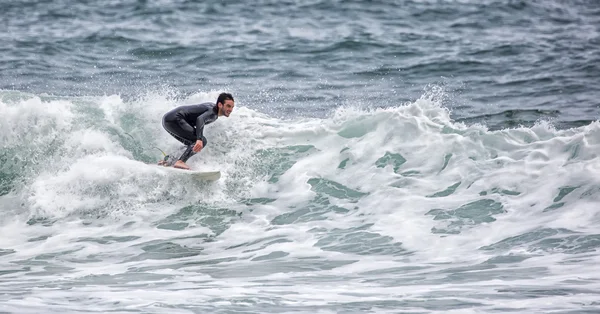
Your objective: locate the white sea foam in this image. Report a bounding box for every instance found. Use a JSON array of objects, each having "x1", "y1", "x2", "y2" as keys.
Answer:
[{"x1": 1, "y1": 89, "x2": 600, "y2": 313}]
